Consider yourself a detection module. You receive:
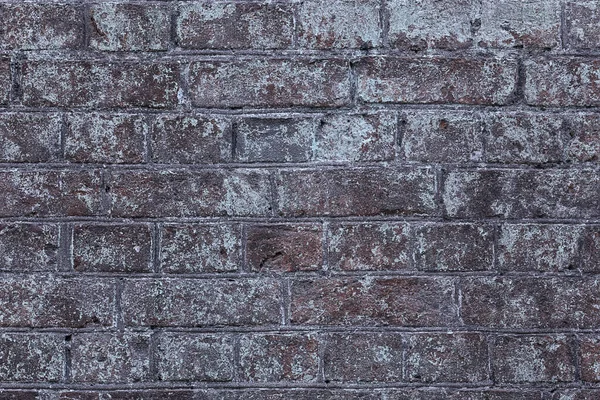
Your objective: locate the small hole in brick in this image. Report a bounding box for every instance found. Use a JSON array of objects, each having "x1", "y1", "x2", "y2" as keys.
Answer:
[
  {"x1": 105, "y1": 185, "x2": 111, "y2": 193},
  {"x1": 65, "y1": 335, "x2": 72, "y2": 342},
  {"x1": 439, "y1": 119, "x2": 449, "y2": 129}
]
